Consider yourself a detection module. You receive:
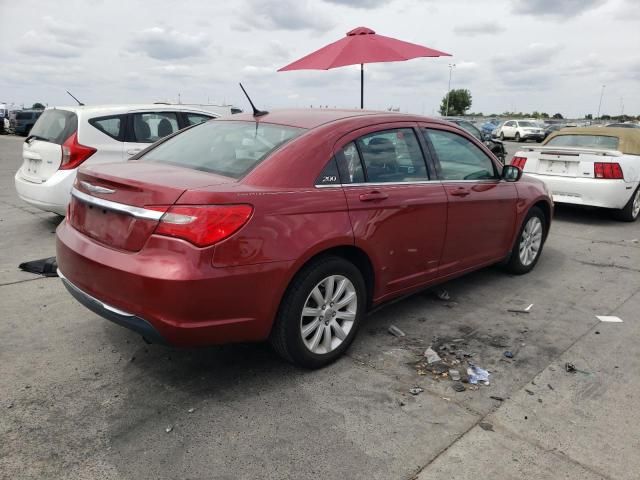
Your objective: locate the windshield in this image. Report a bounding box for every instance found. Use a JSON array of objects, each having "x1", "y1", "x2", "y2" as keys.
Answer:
[
  {"x1": 141, "y1": 120, "x2": 306, "y2": 179},
  {"x1": 457, "y1": 121, "x2": 482, "y2": 140},
  {"x1": 29, "y1": 109, "x2": 77, "y2": 144},
  {"x1": 519, "y1": 121, "x2": 536, "y2": 128},
  {"x1": 546, "y1": 134, "x2": 619, "y2": 150}
]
